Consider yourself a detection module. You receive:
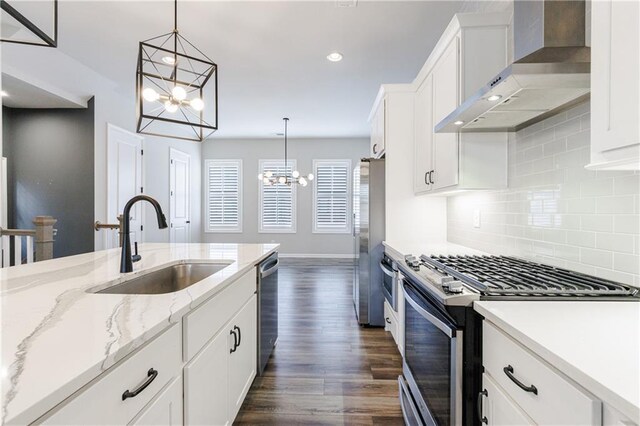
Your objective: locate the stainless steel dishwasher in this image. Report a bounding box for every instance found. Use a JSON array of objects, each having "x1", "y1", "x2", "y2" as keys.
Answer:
[{"x1": 257, "y1": 252, "x2": 279, "y2": 375}]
